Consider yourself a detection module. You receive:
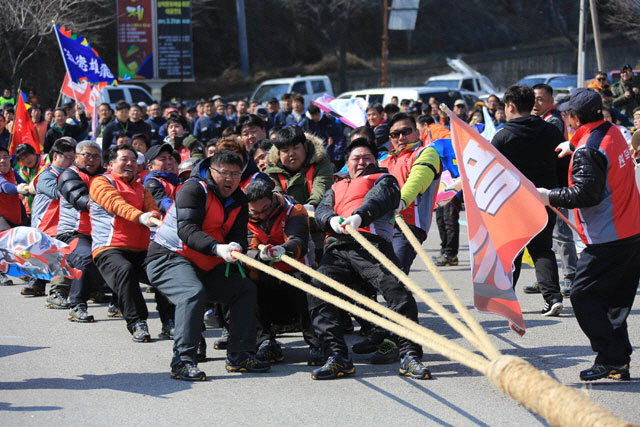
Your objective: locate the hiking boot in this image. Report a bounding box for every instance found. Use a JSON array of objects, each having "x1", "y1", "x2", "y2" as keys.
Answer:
[
  {"x1": 159, "y1": 319, "x2": 175, "y2": 340},
  {"x1": 213, "y1": 327, "x2": 229, "y2": 350},
  {"x1": 370, "y1": 339, "x2": 400, "y2": 364},
  {"x1": 46, "y1": 292, "x2": 70, "y2": 309},
  {"x1": 307, "y1": 347, "x2": 325, "y2": 366},
  {"x1": 580, "y1": 363, "x2": 630, "y2": 381},
  {"x1": 399, "y1": 353, "x2": 432, "y2": 379},
  {"x1": 256, "y1": 339, "x2": 284, "y2": 363},
  {"x1": 560, "y1": 279, "x2": 573, "y2": 297},
  {"x1": 434, "y1": 255, "x2": 458, "y2": 266},
  {"x1": 311, "y1": 353, "x2": 355, "y2": 380},
  {"x1": 20, "y1": 279, "x2": 46, "y2": 296},
  {"x1": 68, "y1": 304, "x2": 95, "y2": 323},
  {"x1": 131, "y1": 320, "x2": 151, "y2": 343},
  {"x1": 171, "y1": 361, "x2": 206, "y2": 381},
  {"x1": 541, "y1": 299, "x2": 563, "y2": 317},
  {"x1": 197, "y1": 336, "x2": 207, "y2": 362},
  {"x1": 226, "y1": 352, "x2": 271, "y2": 373},
  {"x1": 523, "y1": 282, "x2": 541, "y2": 294},
  {"x1": 107, "y1": 303, "x2": 121, "y2": 318},
  {"x1": 0, "y1": 274, "x2": 14, "y2": 286},
  {"x1": 352, "y1": 327, "x2": 386, "y2": 354}
]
